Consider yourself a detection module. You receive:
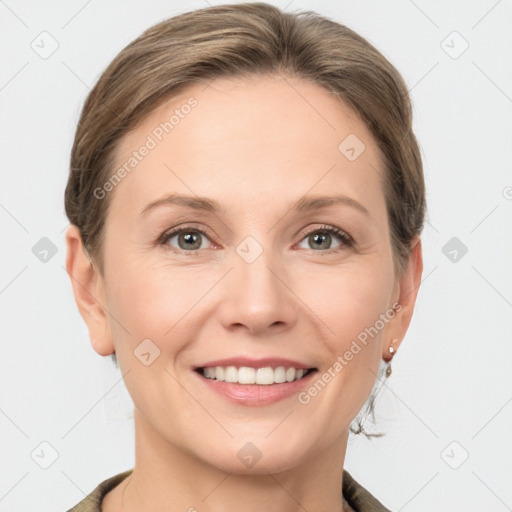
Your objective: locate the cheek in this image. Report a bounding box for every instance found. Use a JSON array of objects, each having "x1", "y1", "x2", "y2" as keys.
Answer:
[
  {"x1": 103, "y1": 263, "x2": 202, "y2": 415},
  {"x1": 291, "y1": 266, "x2": 393, "y2": 430},
  {"x1": 105, "y1": 259, "x2": 225, "y2": 355},
  {"x1": 106, "y1": 250, "x2": 395, "y2": 353},
  {"x1": 295, "y1": 257, "x2": 394, "y2": 346},
  {"x1": 109, "y1": 271, "x2": 175, "y2": 333}
]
